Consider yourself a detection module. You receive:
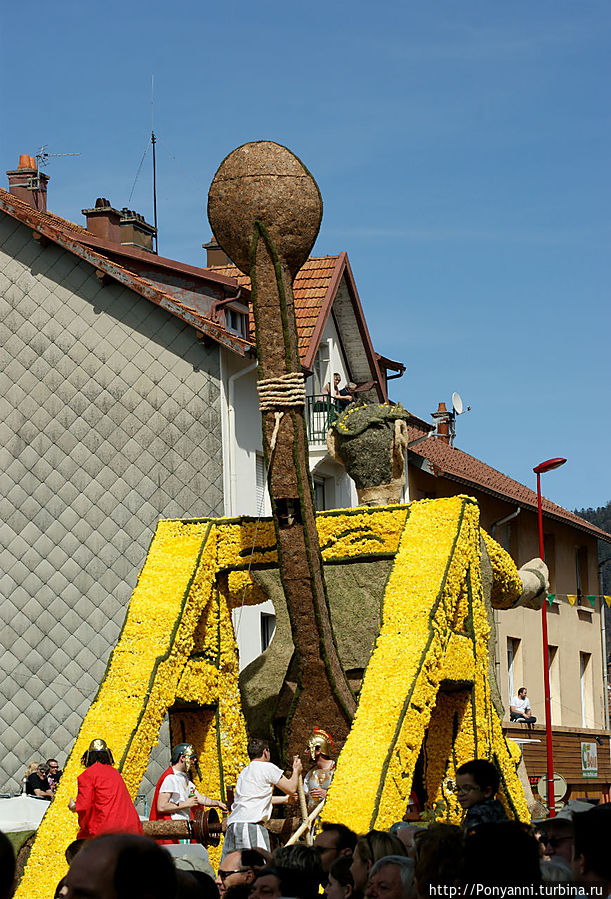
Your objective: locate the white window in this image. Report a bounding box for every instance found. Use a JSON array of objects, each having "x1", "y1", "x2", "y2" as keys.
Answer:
[
  {"x1": 255, "y1": 453, "x2": 266, "y2": 514},
  {"x1": 225, "y1": 306, "x2": 248, "y2": 337},
  {"x1": 549, "y1": 645, "x2": 561, "y2": 725},
  {"x1": 507, "y1": 637, "x2": 521, "y2": 702},
  {"x1": 580, "y1": 651, "x2": 594, "y2": 727},
  {"x1": 261, "y1": 613, "x2": 276, "y2": 651},
  {"x1": 313, "y1": 477, "x2": 326, "y2": 511},
  {"x1": 313, "y1": 343, "x2": 330, "y2": 396}
]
